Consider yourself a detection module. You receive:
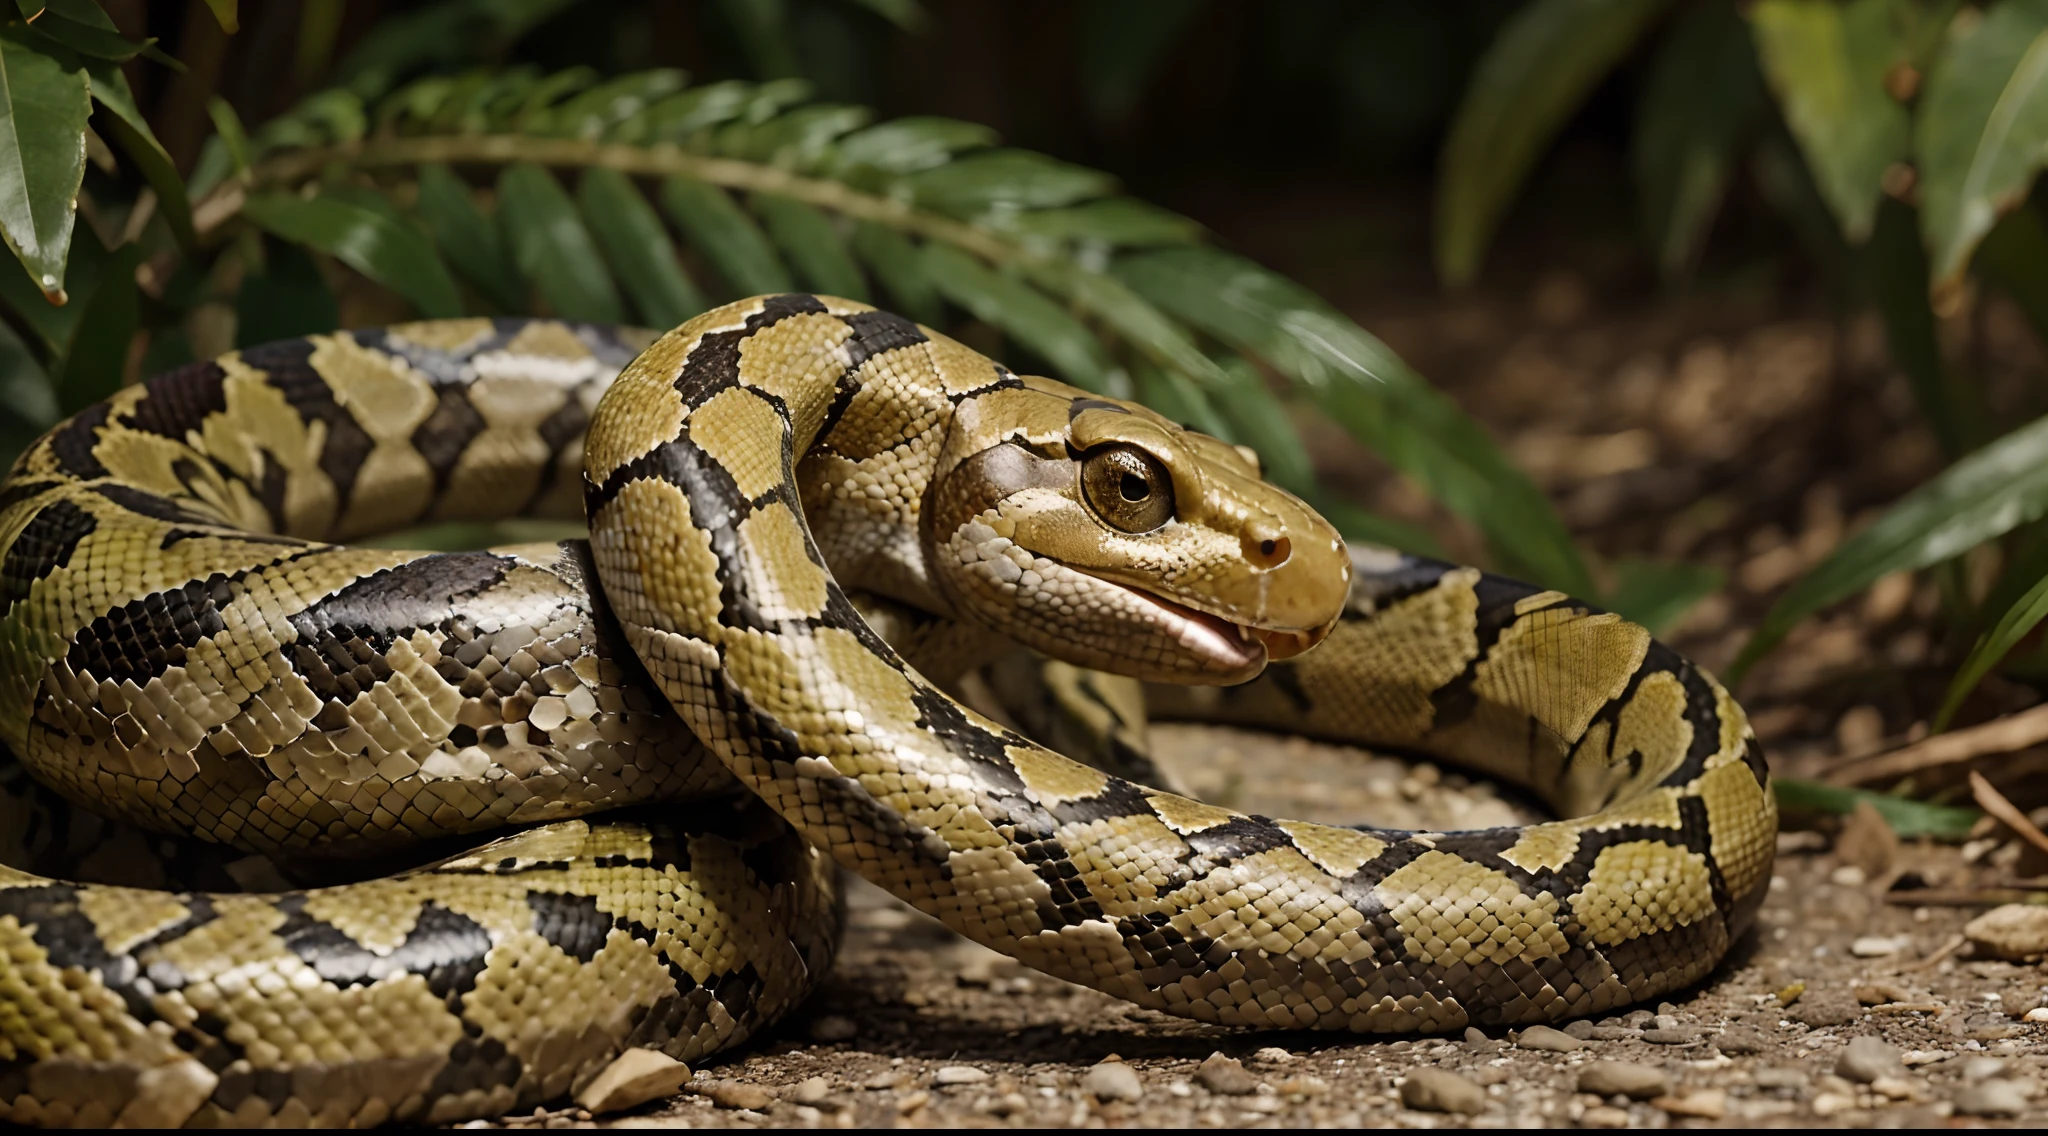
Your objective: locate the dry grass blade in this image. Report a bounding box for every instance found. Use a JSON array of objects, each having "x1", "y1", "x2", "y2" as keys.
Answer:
[
  {"x1": 1968, "y1": 770, "x2": 2048, "y2": 861},
  {"x1": 1826, "y1": 703, "x2": 2048, "y2": 786}
]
